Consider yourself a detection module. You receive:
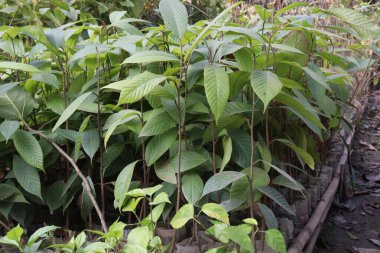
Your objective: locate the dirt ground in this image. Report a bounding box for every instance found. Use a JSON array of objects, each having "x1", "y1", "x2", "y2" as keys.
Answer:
[{"x1": 314, "y1": 90, "x2": 380, "y2": 253}]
